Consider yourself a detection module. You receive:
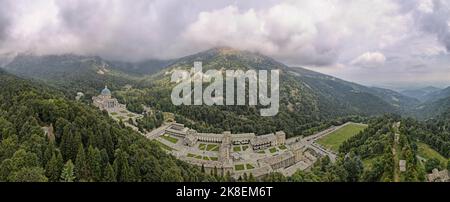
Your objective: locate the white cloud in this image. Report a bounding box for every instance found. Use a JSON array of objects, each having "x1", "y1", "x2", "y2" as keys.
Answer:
[
  {"x1": 351, "y1": 52, "x2": 386, "y2": 68},
  {"x1": 0, "y1": 0, "x2": 449, "y2": 86},
  {"x1": 180, "y1": 0, "x2": 409, "y2": 66}
]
